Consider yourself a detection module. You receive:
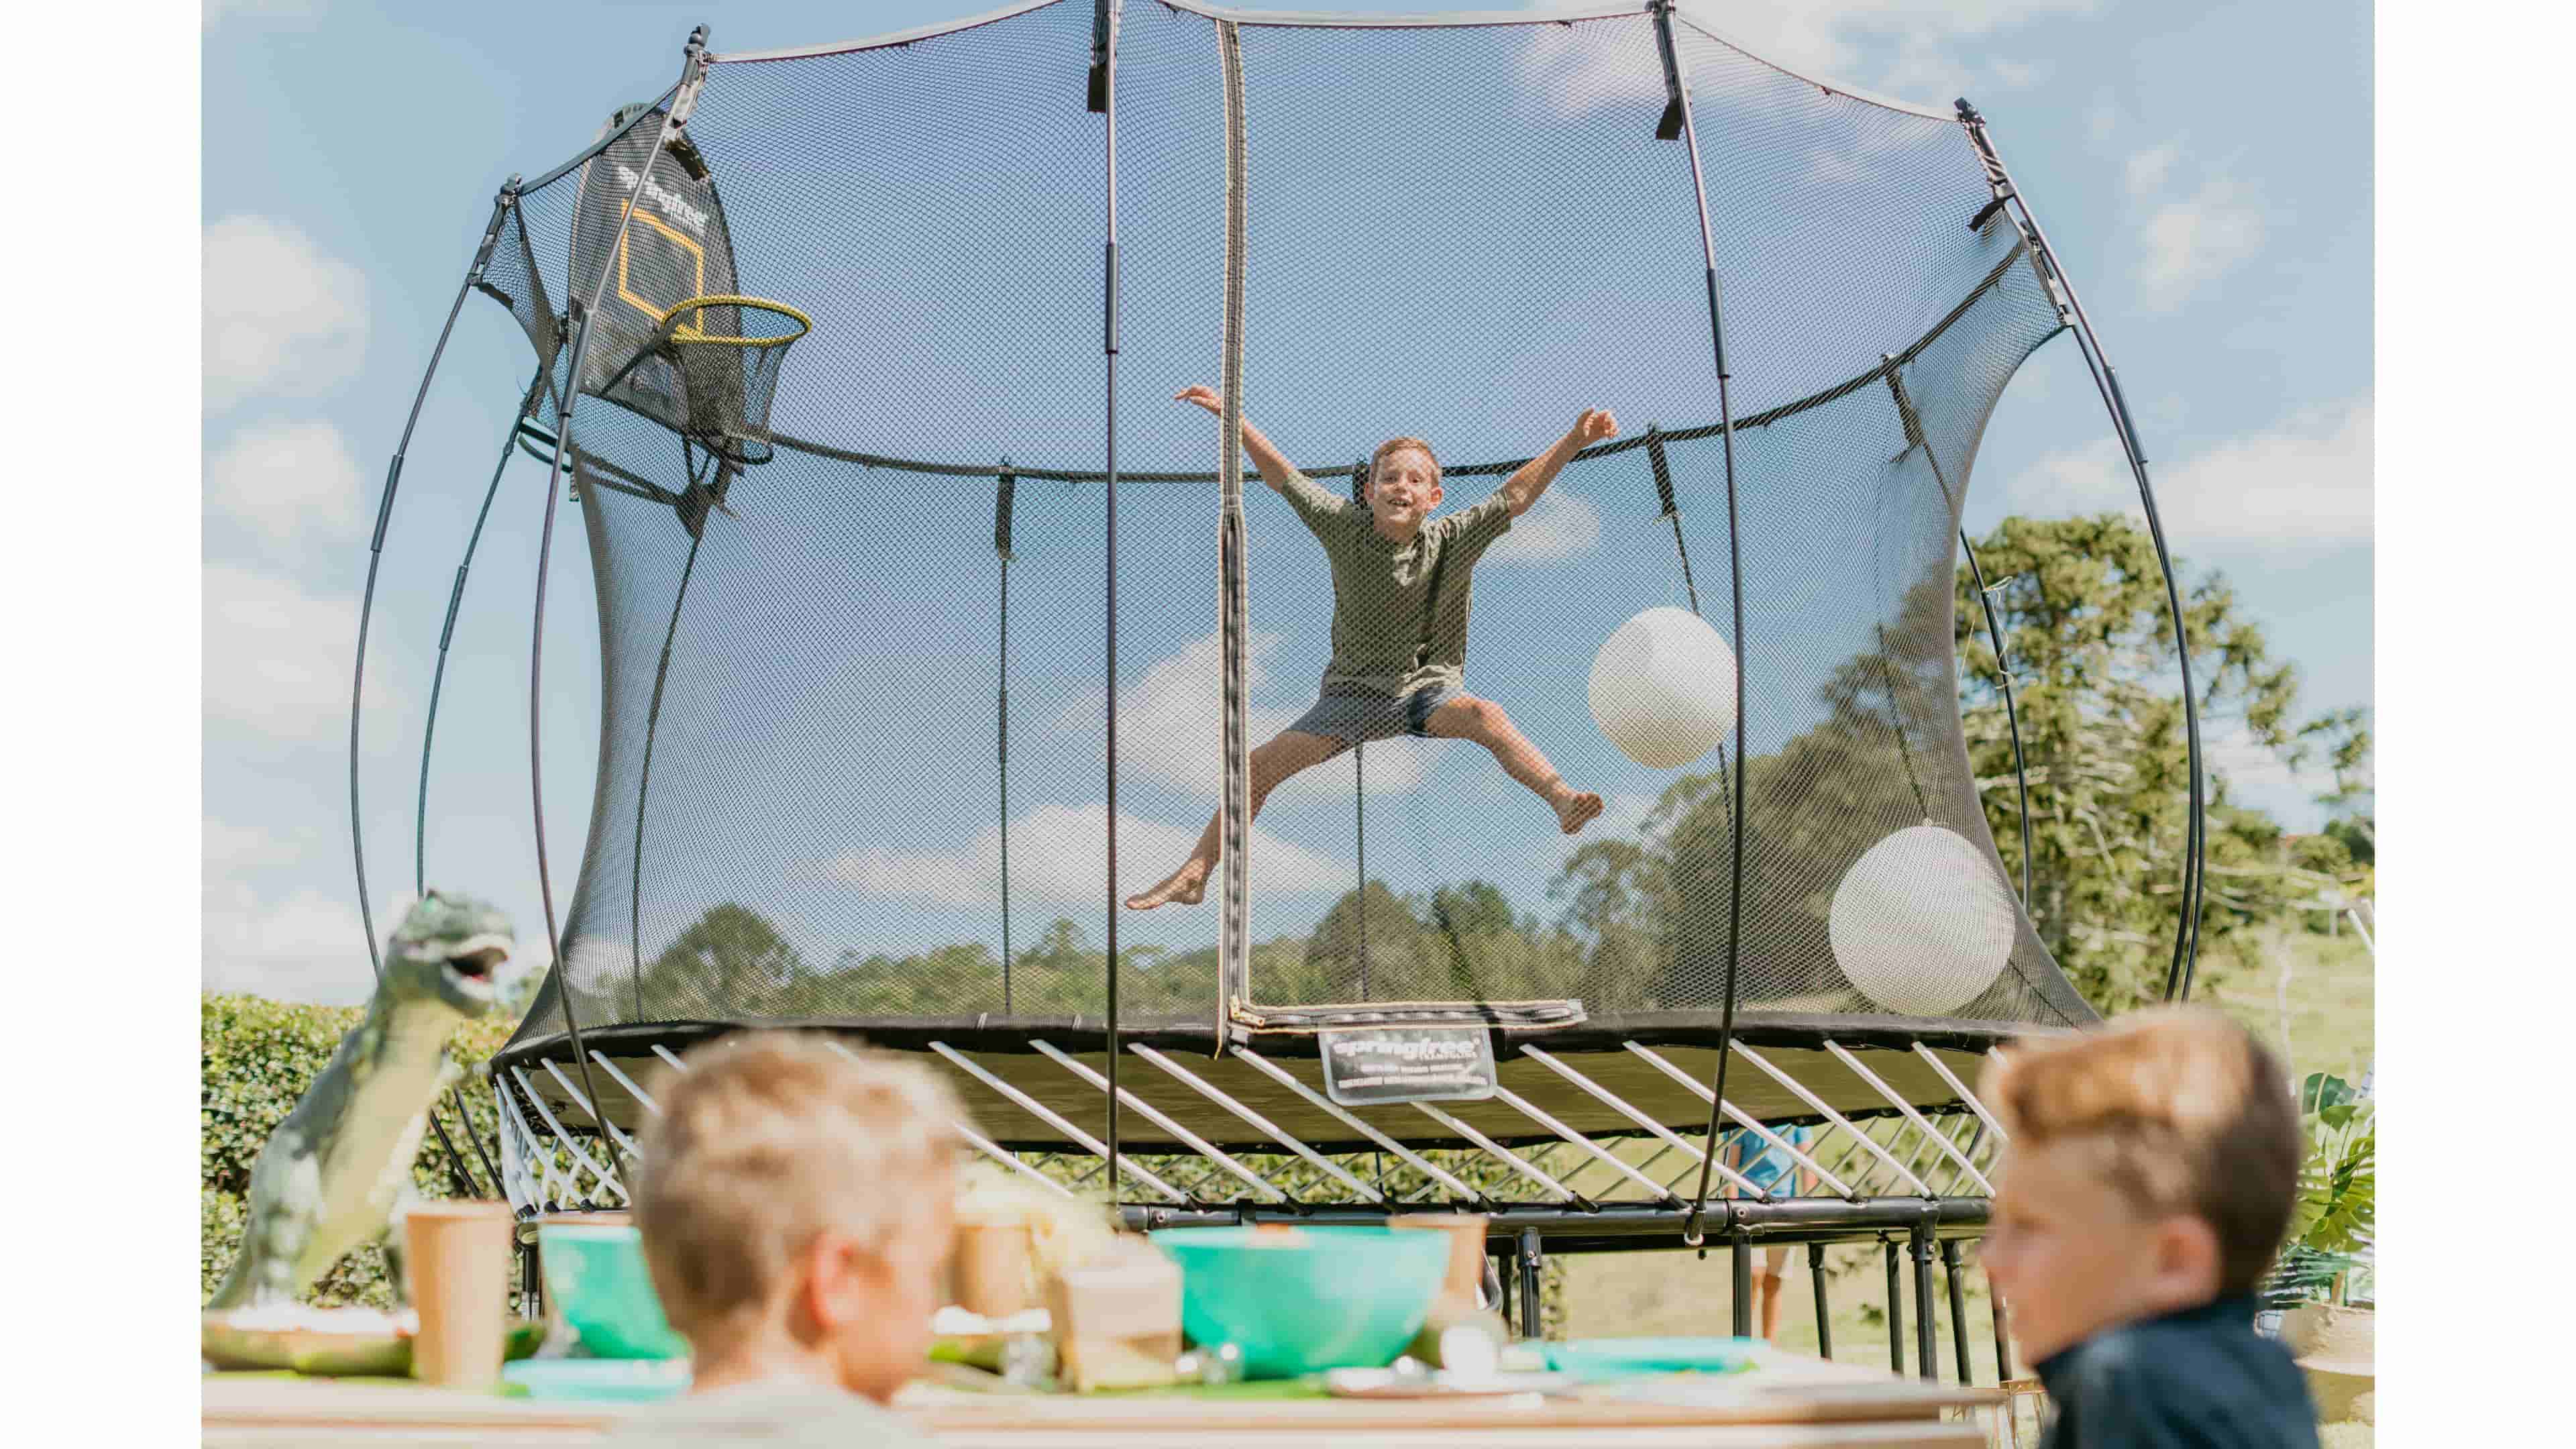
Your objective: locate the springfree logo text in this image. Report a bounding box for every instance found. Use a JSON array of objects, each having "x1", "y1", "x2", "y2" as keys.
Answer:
[{"x1": 614, "y1": 164, "x2": 710, "y2": 235}]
